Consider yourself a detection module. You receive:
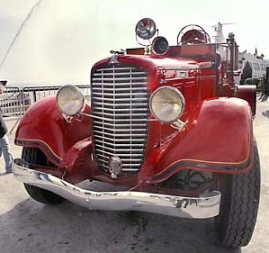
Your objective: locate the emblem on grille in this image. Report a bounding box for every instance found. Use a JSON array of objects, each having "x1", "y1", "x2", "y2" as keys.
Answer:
[{"x1": 109, "y1": 156, "x2": 123, "y2": 178}]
